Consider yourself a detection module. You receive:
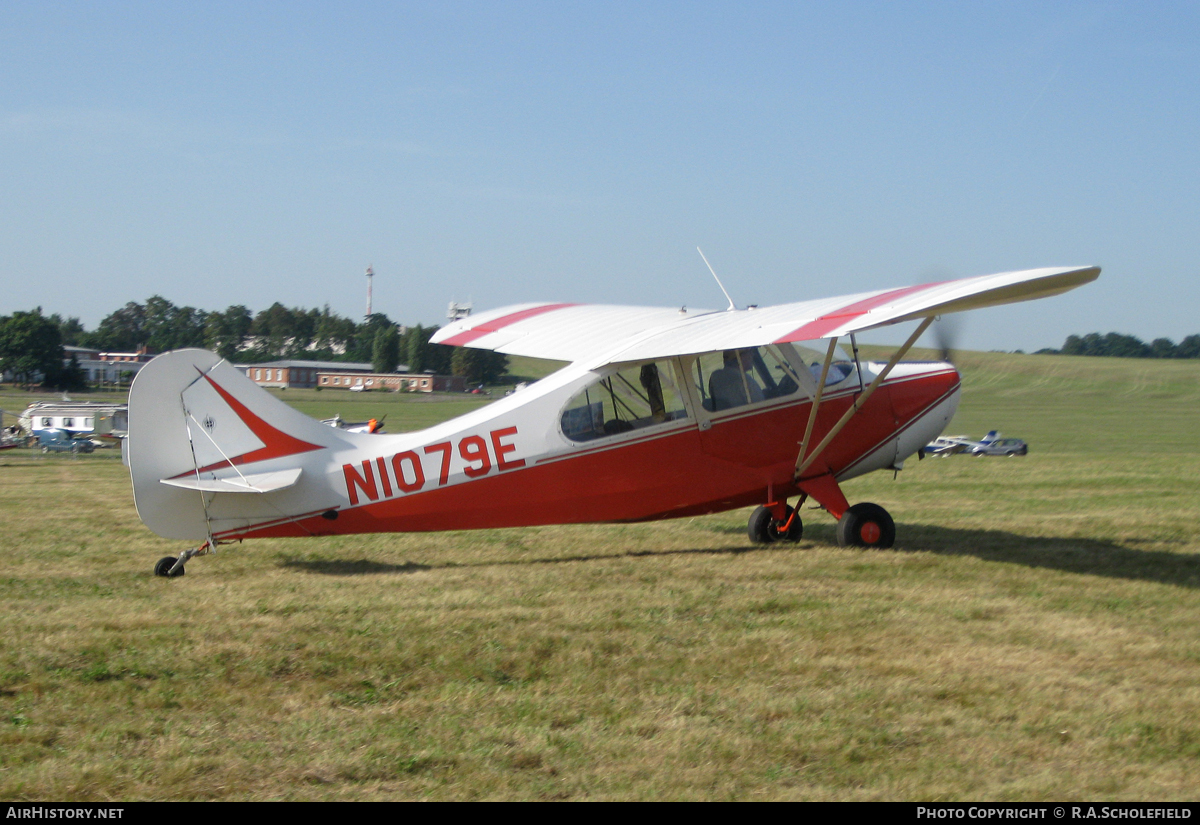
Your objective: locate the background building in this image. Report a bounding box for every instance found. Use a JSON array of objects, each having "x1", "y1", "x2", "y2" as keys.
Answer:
[
  {"x1": 236, "y1": 360, "x2": 374, "y2": 389},
  {"x1": 316, "y1": 370, "x2": 465, "y2": 393}
]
